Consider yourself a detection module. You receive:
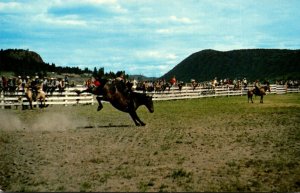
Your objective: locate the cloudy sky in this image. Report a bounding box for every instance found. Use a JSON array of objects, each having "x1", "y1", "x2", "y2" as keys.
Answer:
[{"x1": 1, "y1": 0, "x2": 299, "y2": 77}]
